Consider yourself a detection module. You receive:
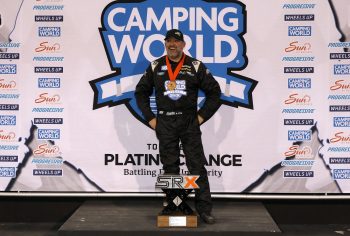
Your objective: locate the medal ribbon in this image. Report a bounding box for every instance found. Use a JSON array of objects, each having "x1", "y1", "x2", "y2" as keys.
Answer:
[{"x1": 165, "y1": 53, "x2": 186, "y2": 81}]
